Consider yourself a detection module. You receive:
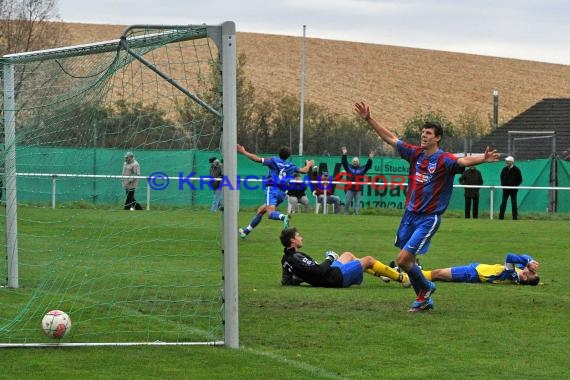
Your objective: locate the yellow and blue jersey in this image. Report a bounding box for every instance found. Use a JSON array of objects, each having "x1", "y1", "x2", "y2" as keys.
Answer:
[
  {"x1": 474, "y1": 263, "x2": 521, "y2": 284},
  {"x1": 450, "y1": 253, "x2": 533, "y2": 284}
]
